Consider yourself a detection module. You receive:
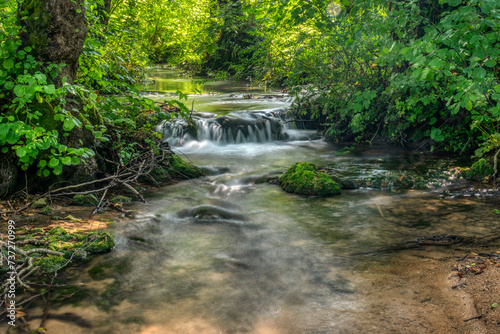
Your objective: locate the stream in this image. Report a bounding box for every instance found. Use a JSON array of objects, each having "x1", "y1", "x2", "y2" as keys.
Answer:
[{"x1": 22, "y1": 69, "x2": 500, "y2": 333}]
